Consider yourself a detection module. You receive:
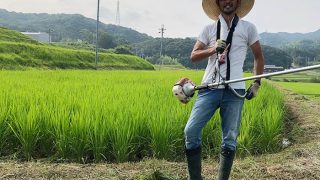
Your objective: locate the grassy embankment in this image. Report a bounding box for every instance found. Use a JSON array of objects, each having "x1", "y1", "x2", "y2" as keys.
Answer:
[{"x1": 0, "y1": 27, "x2": 154, "y2": 70}]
